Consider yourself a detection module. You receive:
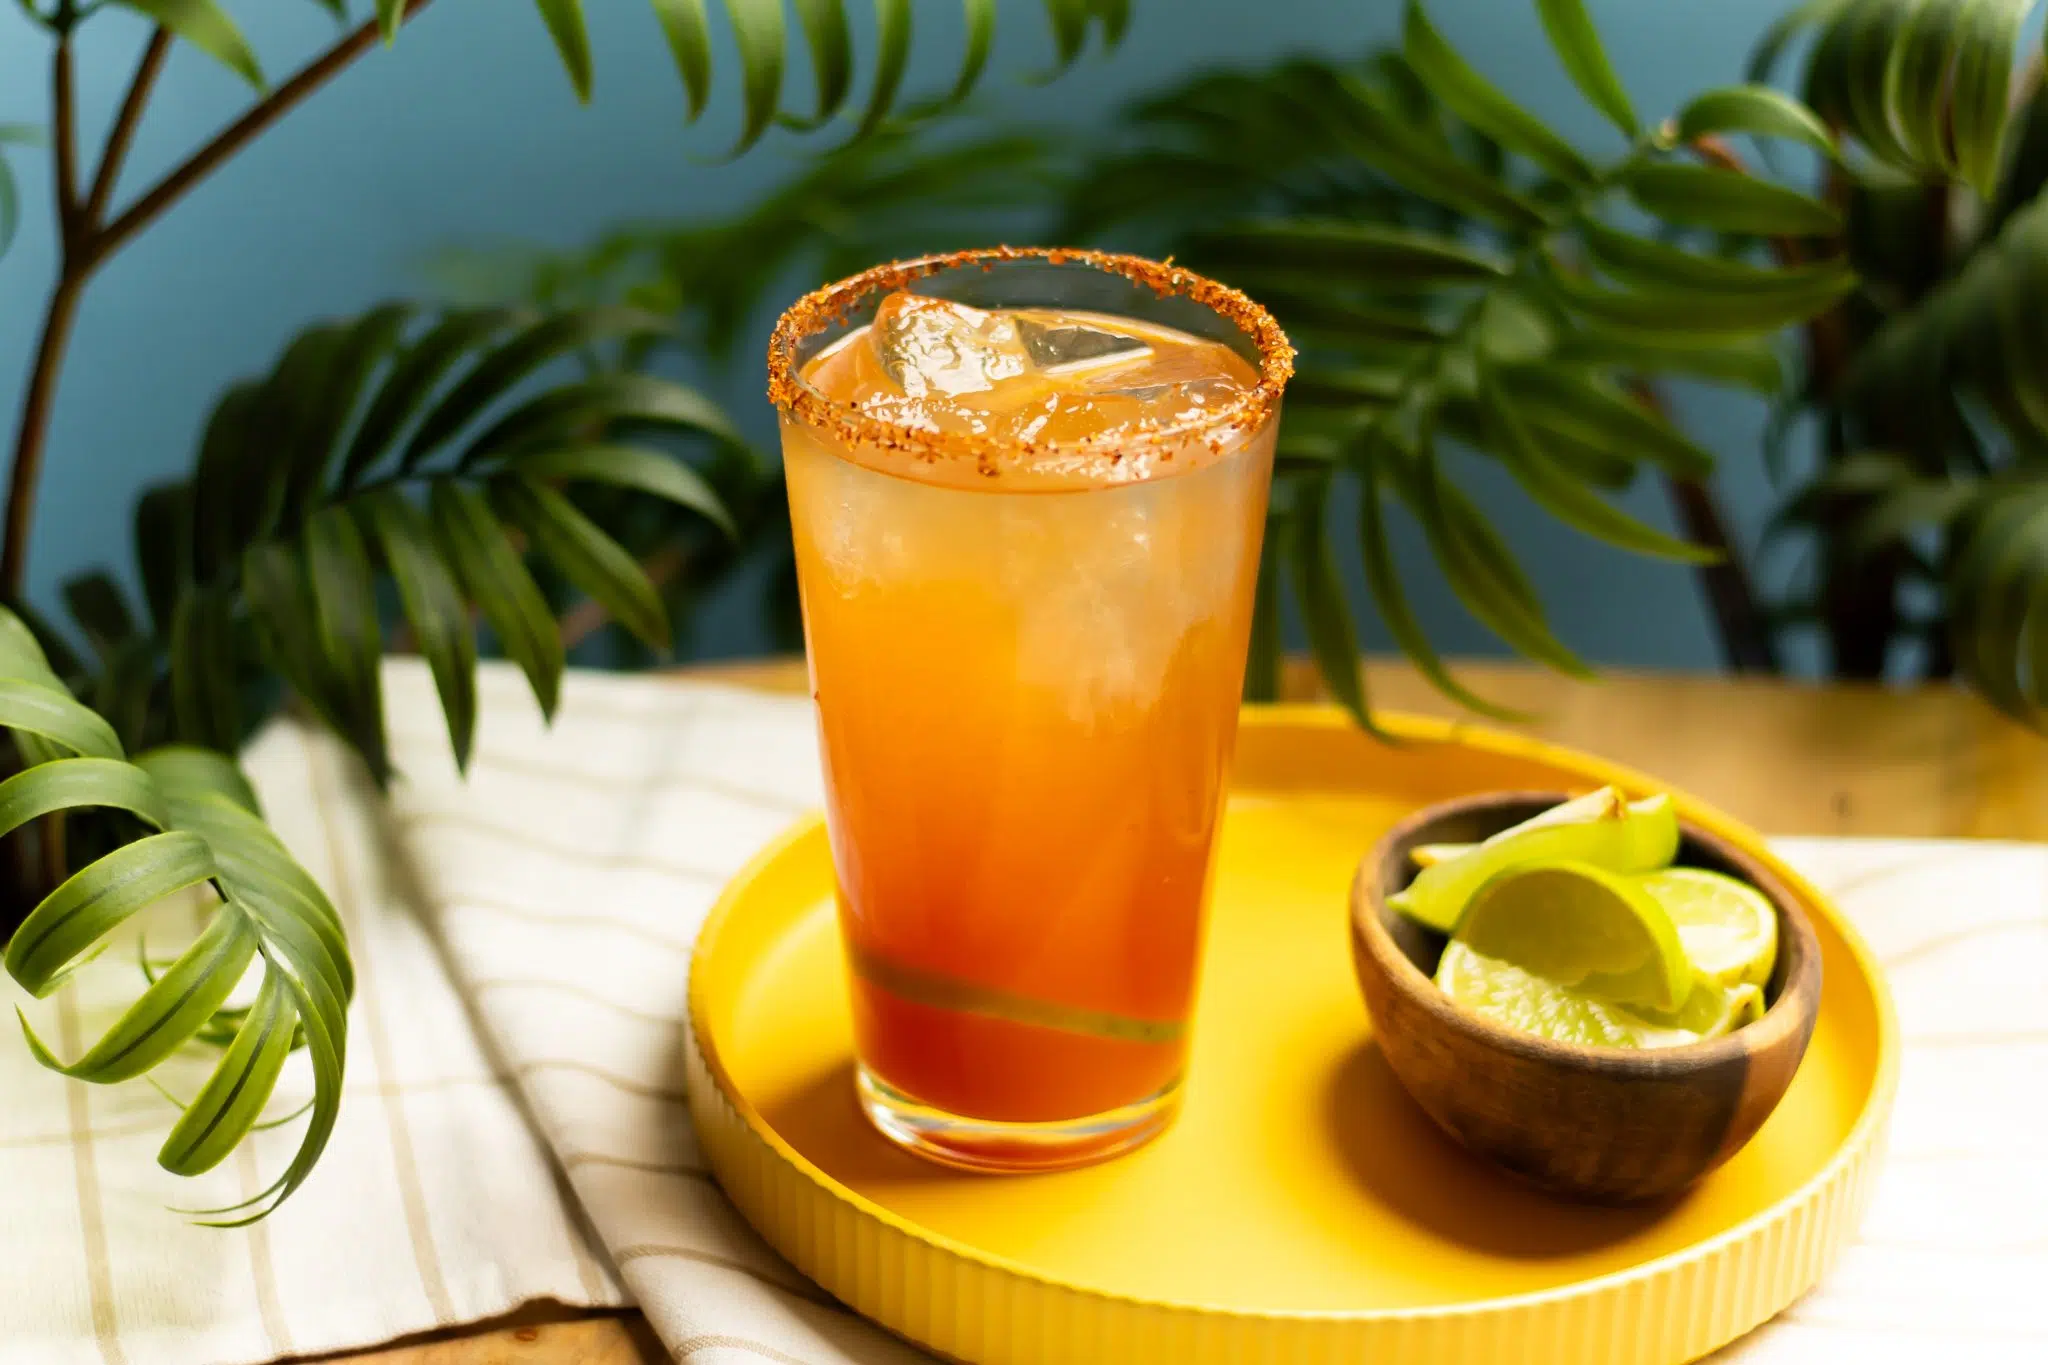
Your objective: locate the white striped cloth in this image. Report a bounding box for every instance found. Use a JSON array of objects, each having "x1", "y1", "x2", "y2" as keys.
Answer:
[
  {"x1": 5, "y1": 658, "x2": 2044, "y2": 1364},
  {"x1": 1, "y1": 675, "x2": 627, "y2": 1365}
]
